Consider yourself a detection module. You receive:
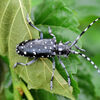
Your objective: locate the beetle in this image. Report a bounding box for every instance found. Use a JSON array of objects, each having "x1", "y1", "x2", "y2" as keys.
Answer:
[{"x1": 14, "y1": 14, "x2": 100, "y2": 90}]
